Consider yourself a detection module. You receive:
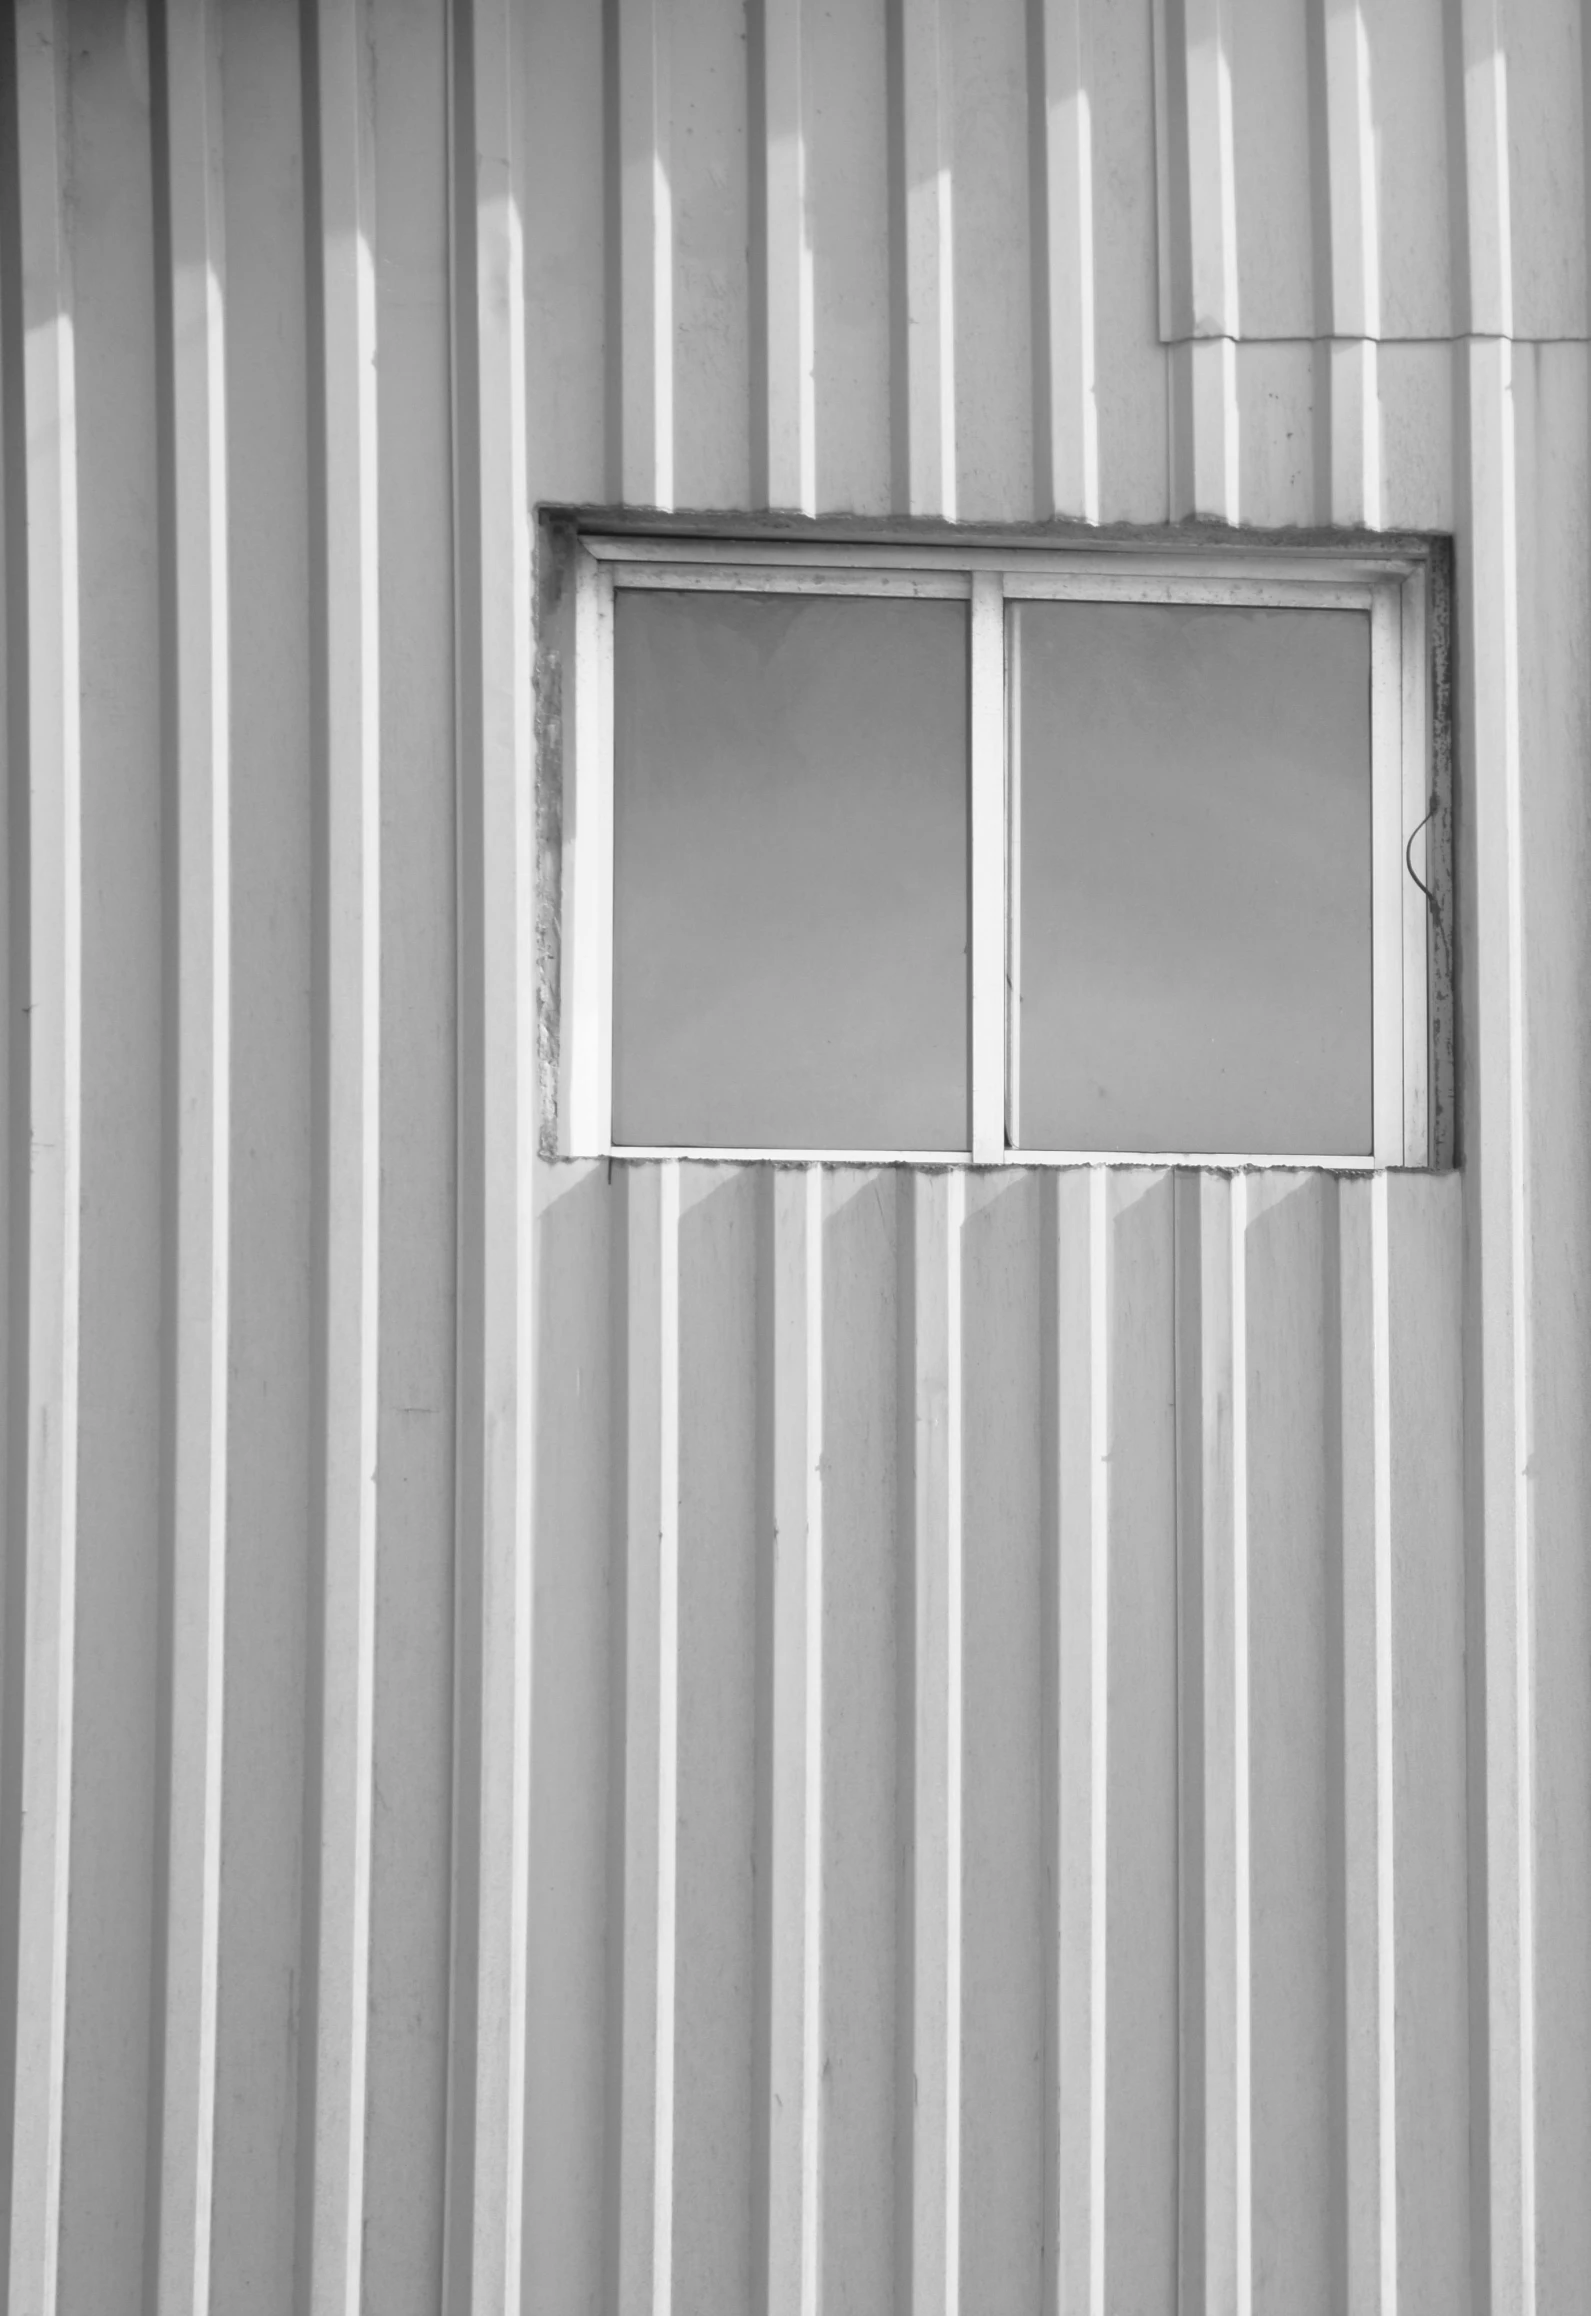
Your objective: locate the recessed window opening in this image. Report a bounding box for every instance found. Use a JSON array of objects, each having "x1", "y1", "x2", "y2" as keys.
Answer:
[{"x1": 549, "y1": 531, "x2": 1440, "y2": 1171}]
